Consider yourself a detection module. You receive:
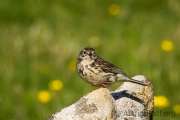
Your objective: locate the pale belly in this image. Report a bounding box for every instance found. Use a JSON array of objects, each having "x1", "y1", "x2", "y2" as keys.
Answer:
[{"x1": 77, "y1": 63, "x2": 116, "y2": 84}]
